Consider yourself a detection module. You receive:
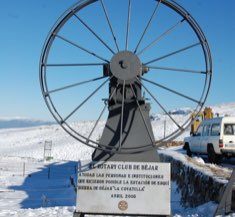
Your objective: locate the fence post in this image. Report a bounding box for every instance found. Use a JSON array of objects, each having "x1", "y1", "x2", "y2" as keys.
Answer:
[
  {"x1": 164, "y1": 118, "x2": 166, "y2": 138},
  {"x1": 44, "y1": 140, "x2": 52, "y2": 161},
  {"x1": 75, "y1": 165, "x2": 77, "y2": 175},
  {"x1": 23, "y1": 162, "x2": 25, "y2": 177},
  {"x1": 48, "y1": 166, "x2": 51, "y2": 179}
]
